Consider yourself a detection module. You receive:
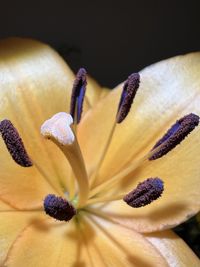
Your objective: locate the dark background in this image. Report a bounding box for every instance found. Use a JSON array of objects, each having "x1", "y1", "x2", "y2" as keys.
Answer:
[
  {"x1": 1, "y1": 0, "x2": 200, "y2": 87},
  {"x1": 0, "y1": 0, "x2": 200, "y2": 257}
]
